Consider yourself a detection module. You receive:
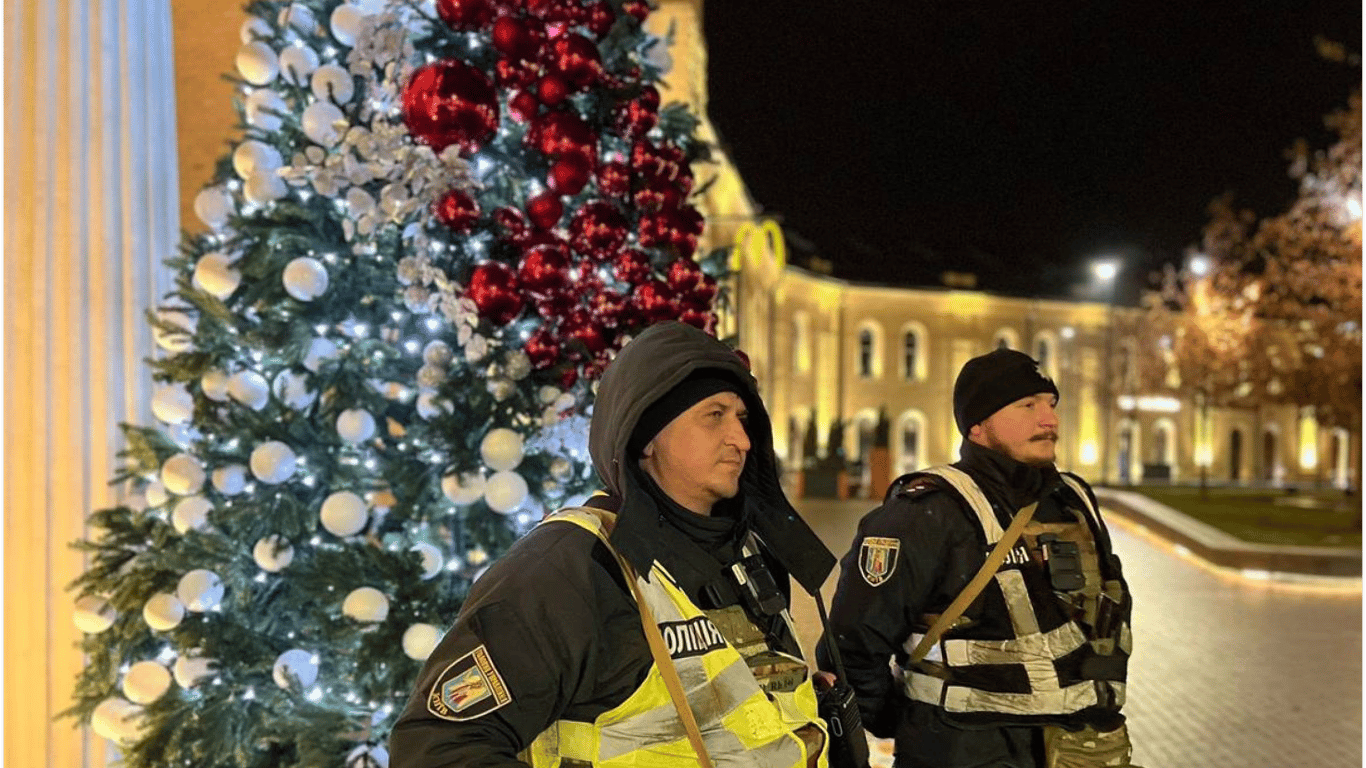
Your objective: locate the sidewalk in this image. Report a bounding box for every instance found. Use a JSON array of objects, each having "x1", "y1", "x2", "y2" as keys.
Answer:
[{"x1": 1093, "y1": 487, "x2": 1362, "y2": 581}]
